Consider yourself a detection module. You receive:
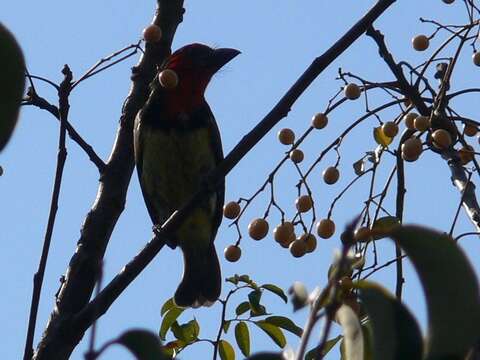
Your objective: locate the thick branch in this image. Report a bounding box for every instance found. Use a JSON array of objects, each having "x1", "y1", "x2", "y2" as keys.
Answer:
[
  {"x1": 33, "y1": 2, "x2": 185, "y2": 359},
  {"x1": 74, "y1": 0, "x2": 396, "y2": 337}
]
